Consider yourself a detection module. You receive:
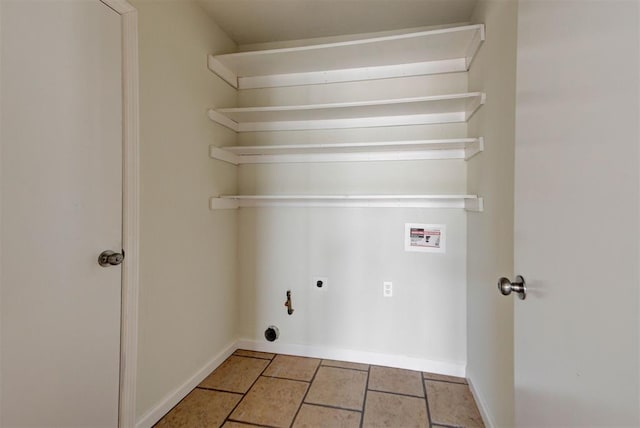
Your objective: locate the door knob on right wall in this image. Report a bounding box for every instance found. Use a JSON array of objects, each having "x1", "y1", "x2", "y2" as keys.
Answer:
[{"x1": 498, "y1": 275, "x2": 526, "y2": 300}]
